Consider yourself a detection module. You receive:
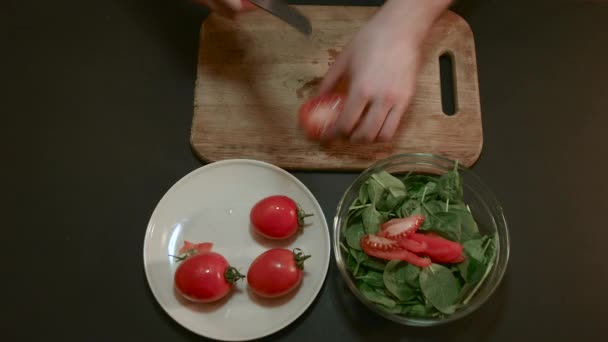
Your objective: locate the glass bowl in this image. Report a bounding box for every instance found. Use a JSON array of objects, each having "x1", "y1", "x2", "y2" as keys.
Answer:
[{"x1": 333, "y1": 153, "x2": 510, "y2": 326}]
